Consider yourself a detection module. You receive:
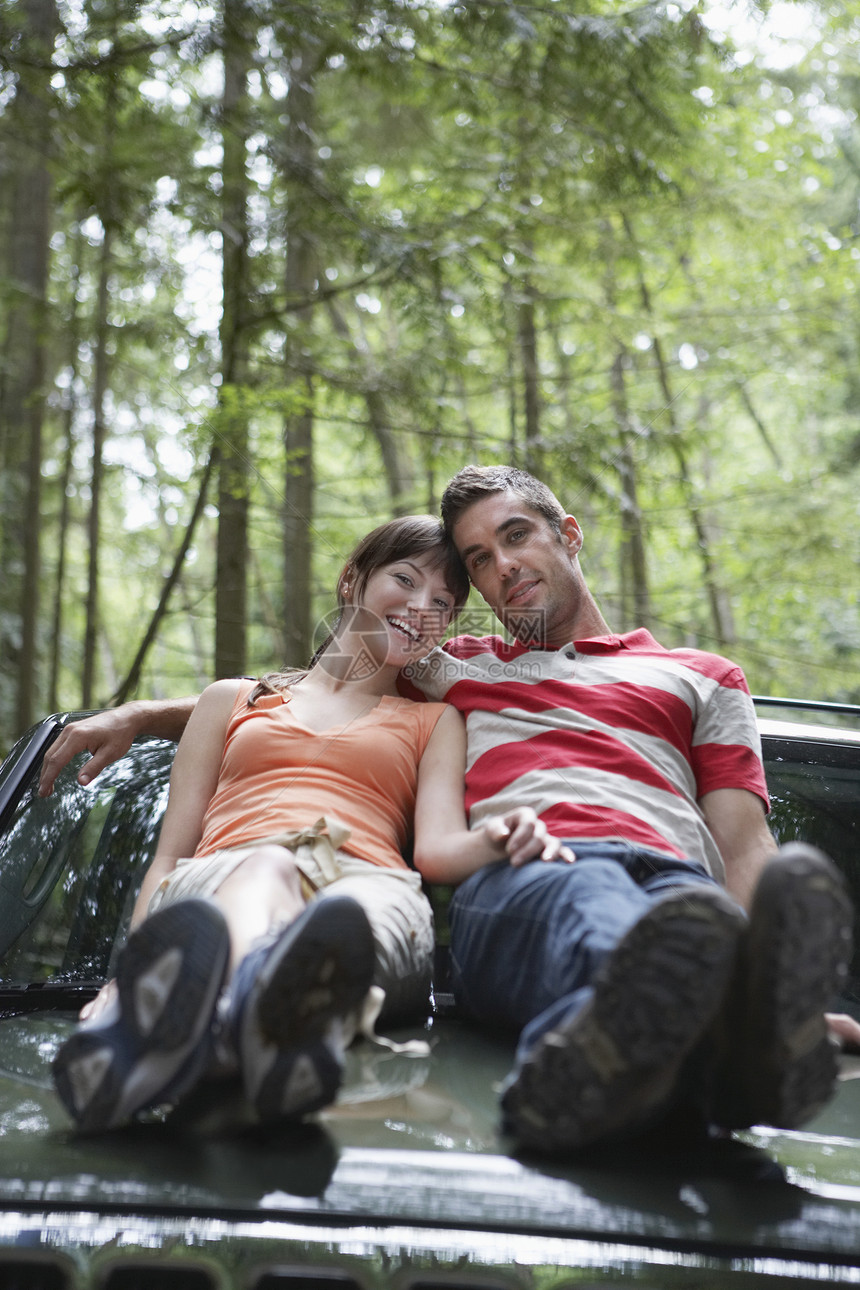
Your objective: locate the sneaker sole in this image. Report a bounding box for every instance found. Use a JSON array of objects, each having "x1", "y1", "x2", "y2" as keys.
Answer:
[
  {"x1": 53, "y1": 898, "x2": 230, "y2": 1131},
  {"x1": 502, "y1": 885, "x2": 745, "y2": 1152},
  {"x1": 716, "y1": 844, "x2": 853, "y2": 1129},
  {"x1": 240, "y1": 896, "x2": 375, "y2": 1121}
]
